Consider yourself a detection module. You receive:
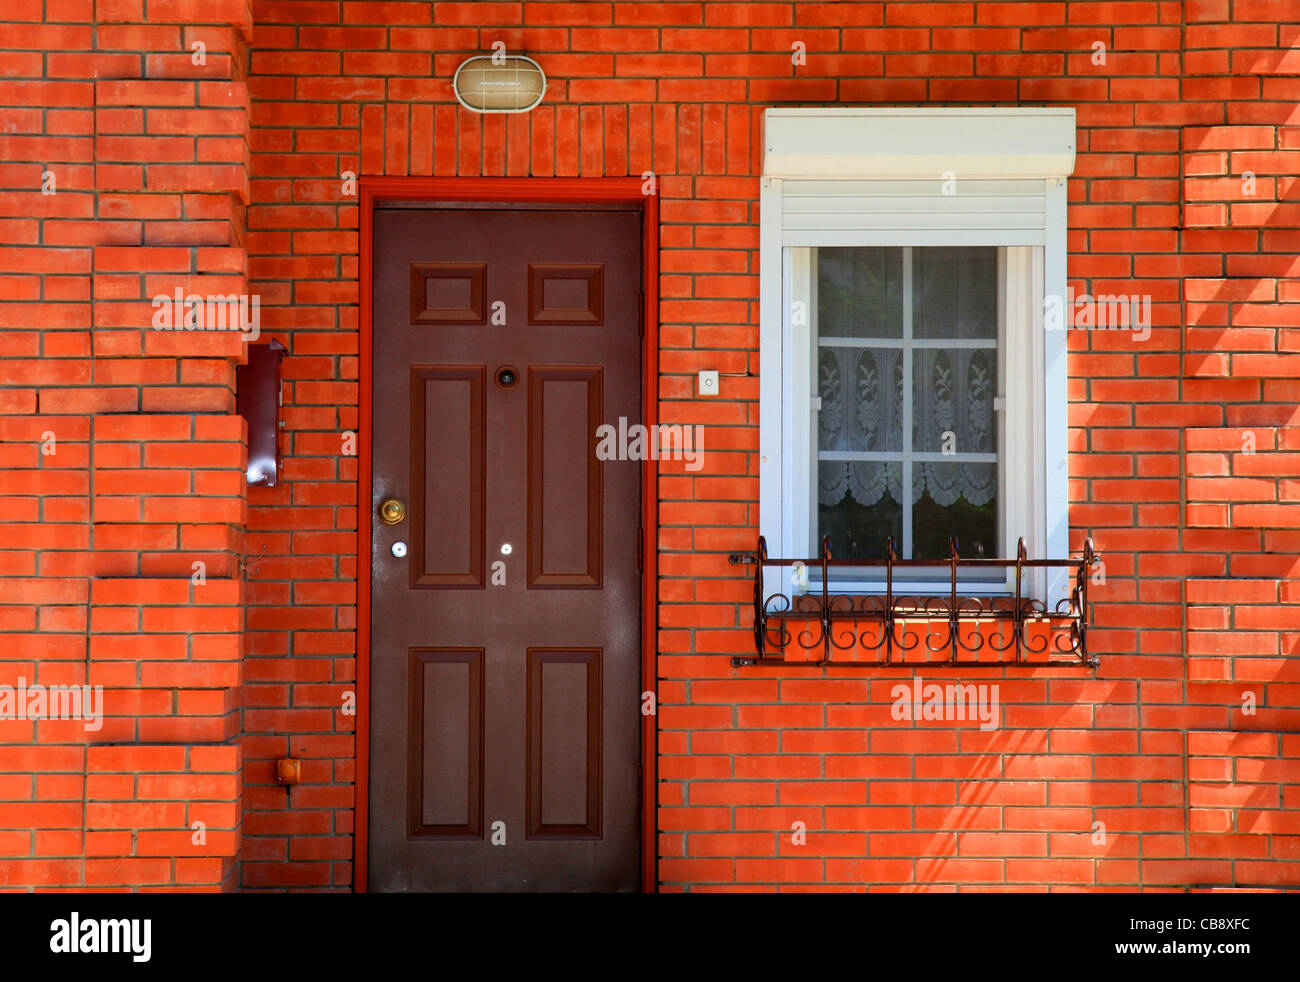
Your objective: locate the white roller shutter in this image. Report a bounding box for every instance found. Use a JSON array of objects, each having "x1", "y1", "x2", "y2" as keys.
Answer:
[{"x1": 779, "y1": 178, "x2": 1048, "y2": 246}]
